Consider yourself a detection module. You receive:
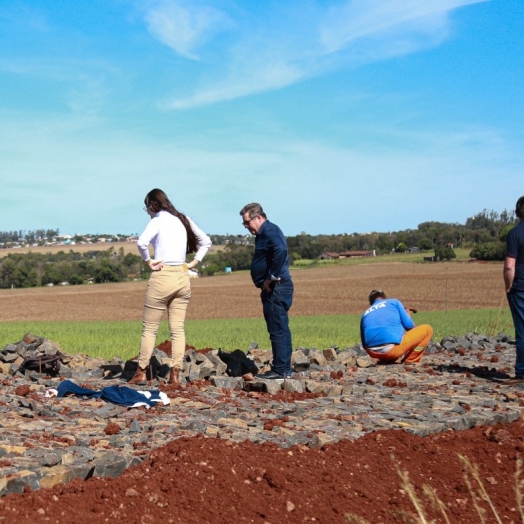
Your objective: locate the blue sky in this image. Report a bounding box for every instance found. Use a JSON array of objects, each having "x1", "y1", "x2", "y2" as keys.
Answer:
[{"x1": 1, "y1": 0, "x2": 522, "y2": 236}]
